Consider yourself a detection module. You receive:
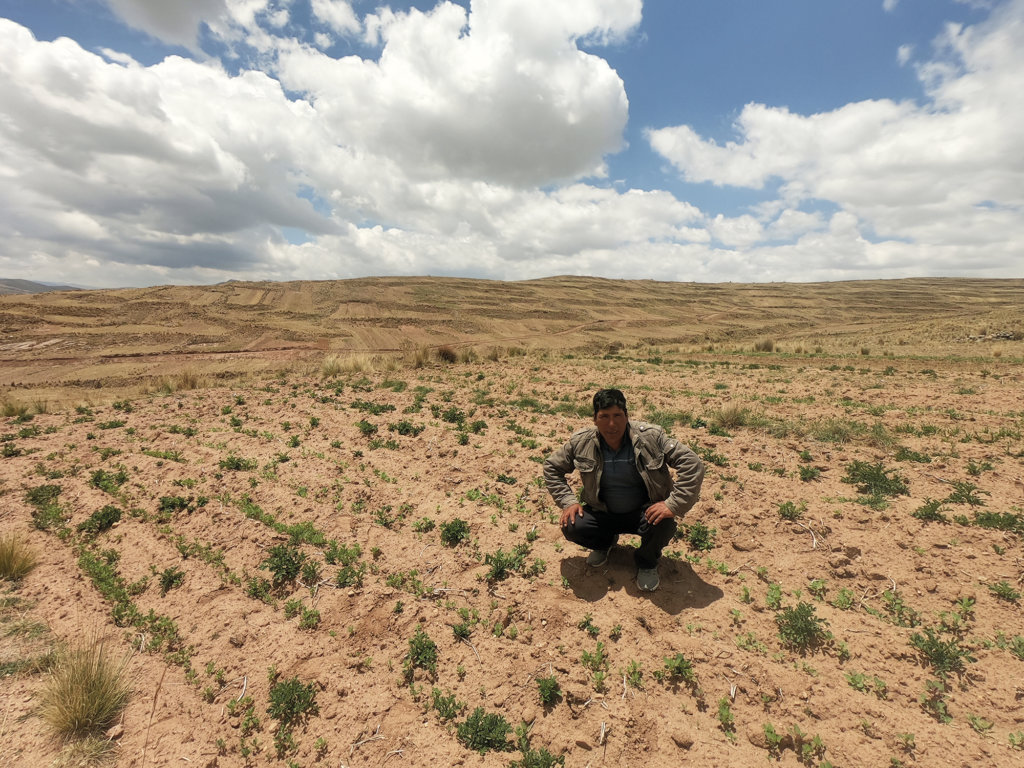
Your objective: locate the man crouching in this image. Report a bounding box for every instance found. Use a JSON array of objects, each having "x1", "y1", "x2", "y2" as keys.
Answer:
[{"x1": 543, "y1": 388, "x2": 705, "y2": 592}]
